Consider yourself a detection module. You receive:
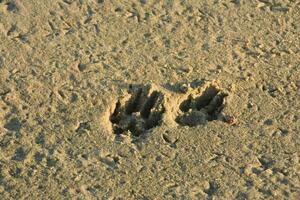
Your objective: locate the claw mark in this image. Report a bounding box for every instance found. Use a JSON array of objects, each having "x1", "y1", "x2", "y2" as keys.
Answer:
[
  {"x1": 179, "y1": 96, "x2": 192, "y2": 112},
  {"x1": 195, "y1": 86, "x2": 219, "y2": 110},
  {"x1": 125, "y1": 88, "x2": 143, "y2": 114},
  {"x1": 141, "y1": 91, "x2": 160, "y2": 118},
  {"x1": 110, "y1": 101, "x2": 121, "y2": 124}
]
